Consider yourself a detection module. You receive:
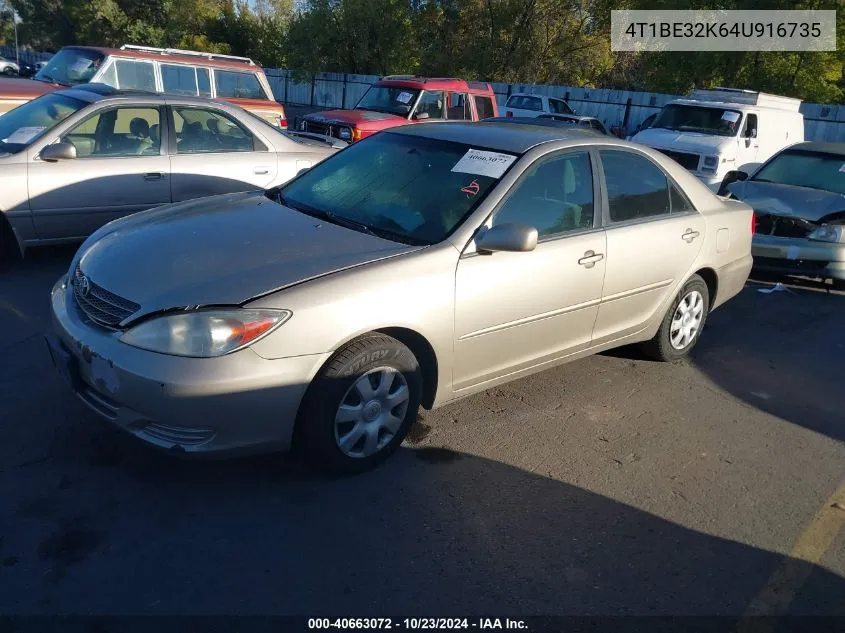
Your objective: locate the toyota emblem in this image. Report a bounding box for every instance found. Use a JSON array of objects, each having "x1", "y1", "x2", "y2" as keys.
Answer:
[{"x1": 77, "y1": 275, "x2": 91, "y2": 297}]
